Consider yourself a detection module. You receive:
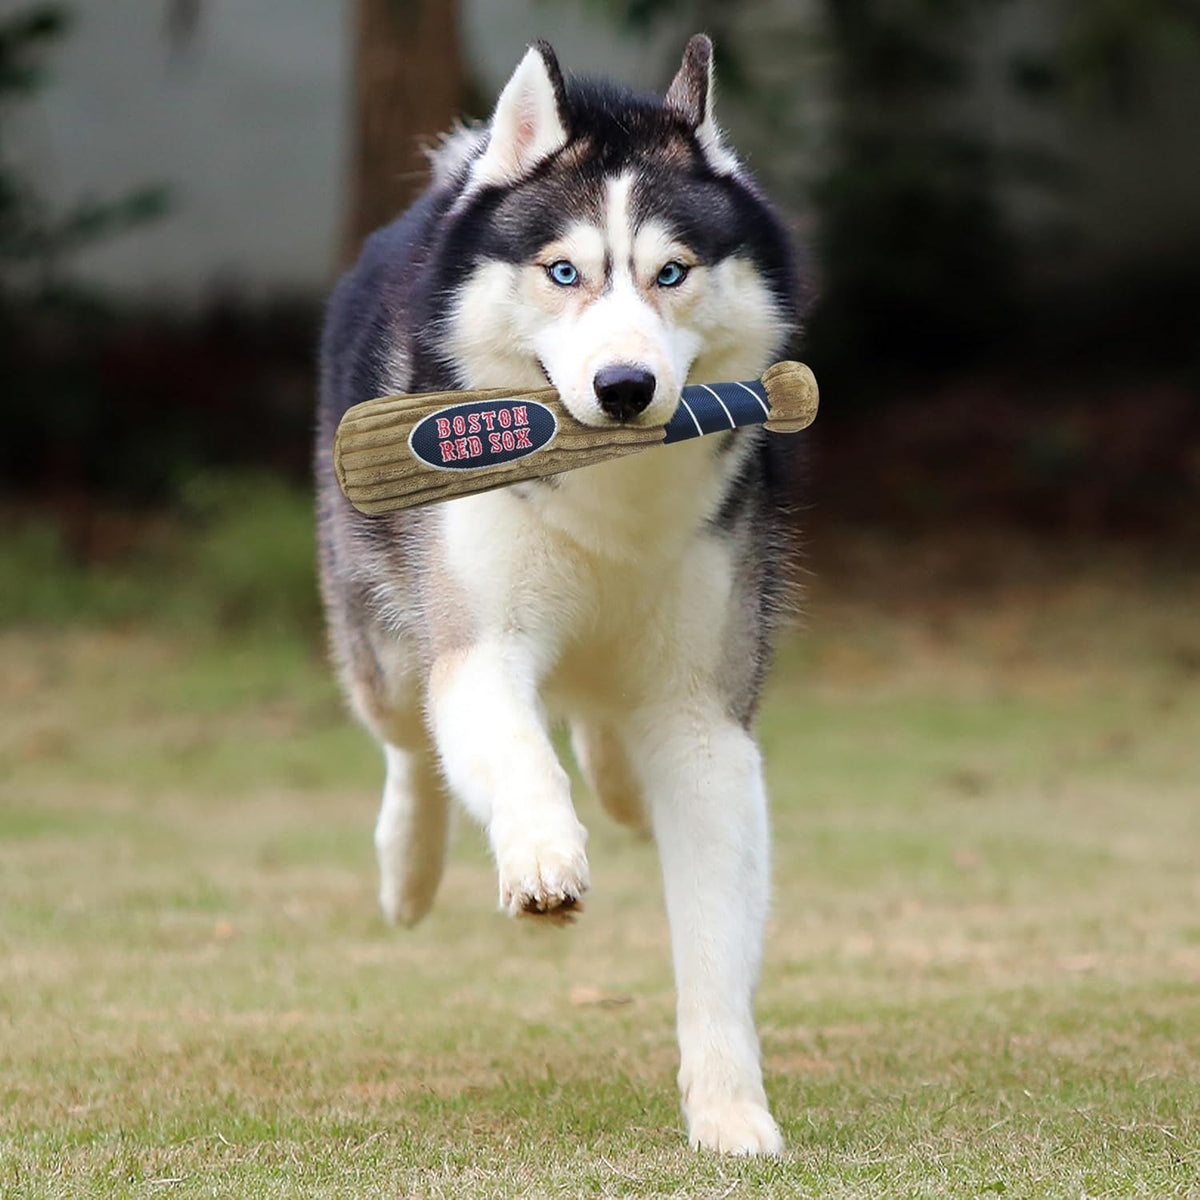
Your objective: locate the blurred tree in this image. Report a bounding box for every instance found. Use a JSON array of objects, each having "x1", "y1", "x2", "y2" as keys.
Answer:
[
  {"x1": 807, "y1": 0, "x2": 1021, "y2": 393},
  {"x1": 0, "y1": 3, "x2": 184, "y2": 506},
  {"x1": 343, "y1": 0, "x2": 465, "y2": 261},
  {"x1": 594, "y1": 0, "x2": 1200, "y2": 401},
  {"x1": 1056, "y1": 0, "x2": 1200, "y2": 111},
  {"x1": 590, "y1": 0, "x2": 1024, "y2": 390},
  {"x1": 0, "y1": 5, "x2": 173, "y2": 315},
  {"x1": 164, "y1": 0, "x2": 202, "y2": 60},
  {"x1": 0, "y1": 4, "x2": 168, "y2": 305}
]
